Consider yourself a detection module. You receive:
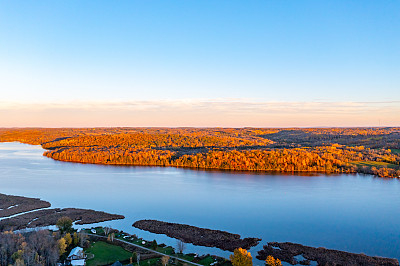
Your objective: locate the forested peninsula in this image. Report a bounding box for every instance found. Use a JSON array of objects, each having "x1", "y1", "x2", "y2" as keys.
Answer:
[{"x1": 0, "y1": 127, "x2": 399, "y2": 178}]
